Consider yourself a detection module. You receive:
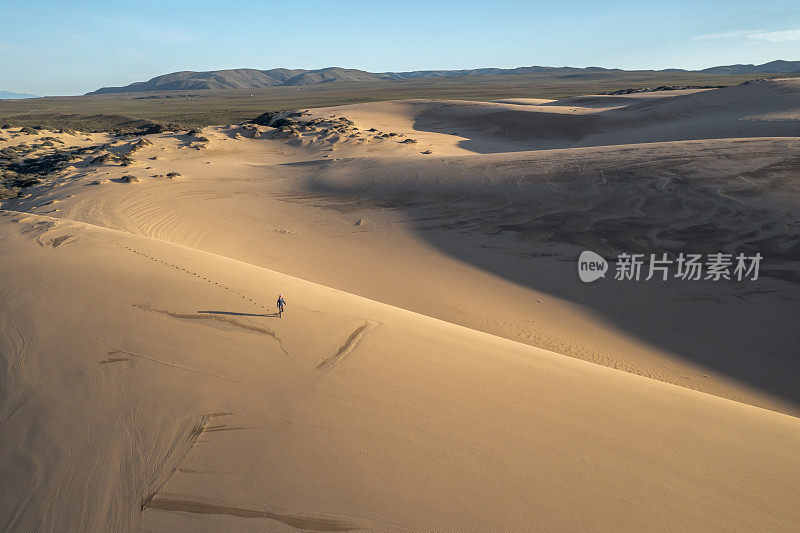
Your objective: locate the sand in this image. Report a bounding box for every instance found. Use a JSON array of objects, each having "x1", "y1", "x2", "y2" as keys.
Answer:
[{"x1": 1, "y1": 78, "x2": 799, "y2": 531}]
